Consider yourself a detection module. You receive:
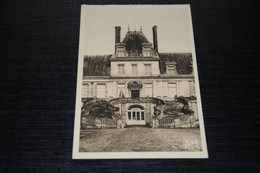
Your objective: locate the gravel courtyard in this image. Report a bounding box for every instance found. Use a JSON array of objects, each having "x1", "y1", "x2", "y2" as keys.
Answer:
[{"x1": 79, "y1": 127, "x2": 202, "y2": 152}]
